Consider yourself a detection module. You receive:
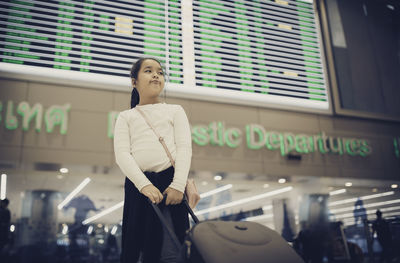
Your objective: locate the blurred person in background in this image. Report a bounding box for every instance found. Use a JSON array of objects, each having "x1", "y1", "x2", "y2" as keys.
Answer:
[
  {"x1": 0, "y1": 198, "x2": 11, "y2": 253},
  {"x1": 372, "y1": 210, "x2": 393, "y2": 263}
]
